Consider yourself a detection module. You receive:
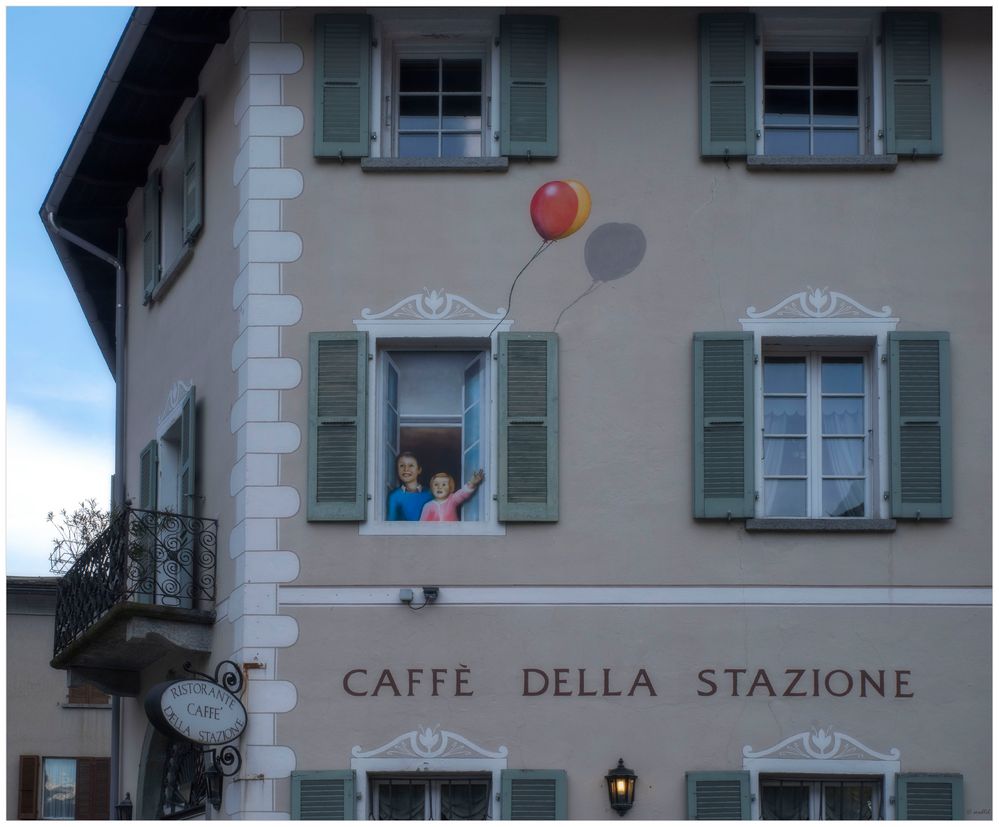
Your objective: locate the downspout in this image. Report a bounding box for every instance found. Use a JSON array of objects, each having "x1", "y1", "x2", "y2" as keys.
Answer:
[{"x1": 44, "y1": 212, "x2": 127, "y2": 818}]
